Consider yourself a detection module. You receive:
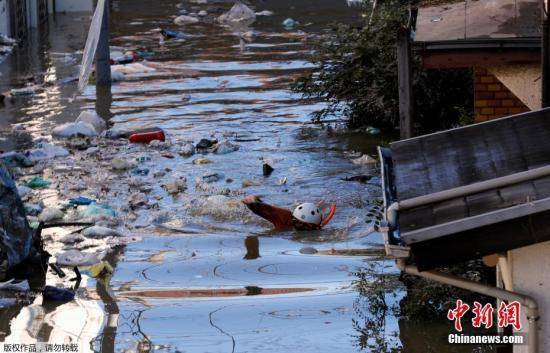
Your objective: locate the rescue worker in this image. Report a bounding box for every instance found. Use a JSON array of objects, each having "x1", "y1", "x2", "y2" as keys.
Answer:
[{"x1": 242, "y1": 195, "x2": 335, "y2": 231}]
